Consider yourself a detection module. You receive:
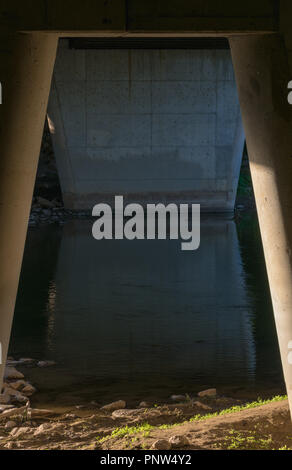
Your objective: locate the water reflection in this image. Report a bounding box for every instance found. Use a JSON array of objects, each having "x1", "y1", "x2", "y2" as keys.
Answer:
[{"x1": 9, "y1": 215, "x2": 284, "y2": 407}]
